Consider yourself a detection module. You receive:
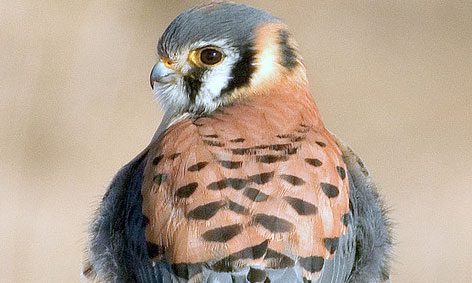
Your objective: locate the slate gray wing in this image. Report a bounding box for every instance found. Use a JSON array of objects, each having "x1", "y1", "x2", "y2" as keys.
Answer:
[
  {"x1": 82, "y1": 148, "x2": 170, "y2": 282},
  {"x1": 333, "y1": 139, "x2": 393, "y2": 283}
]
